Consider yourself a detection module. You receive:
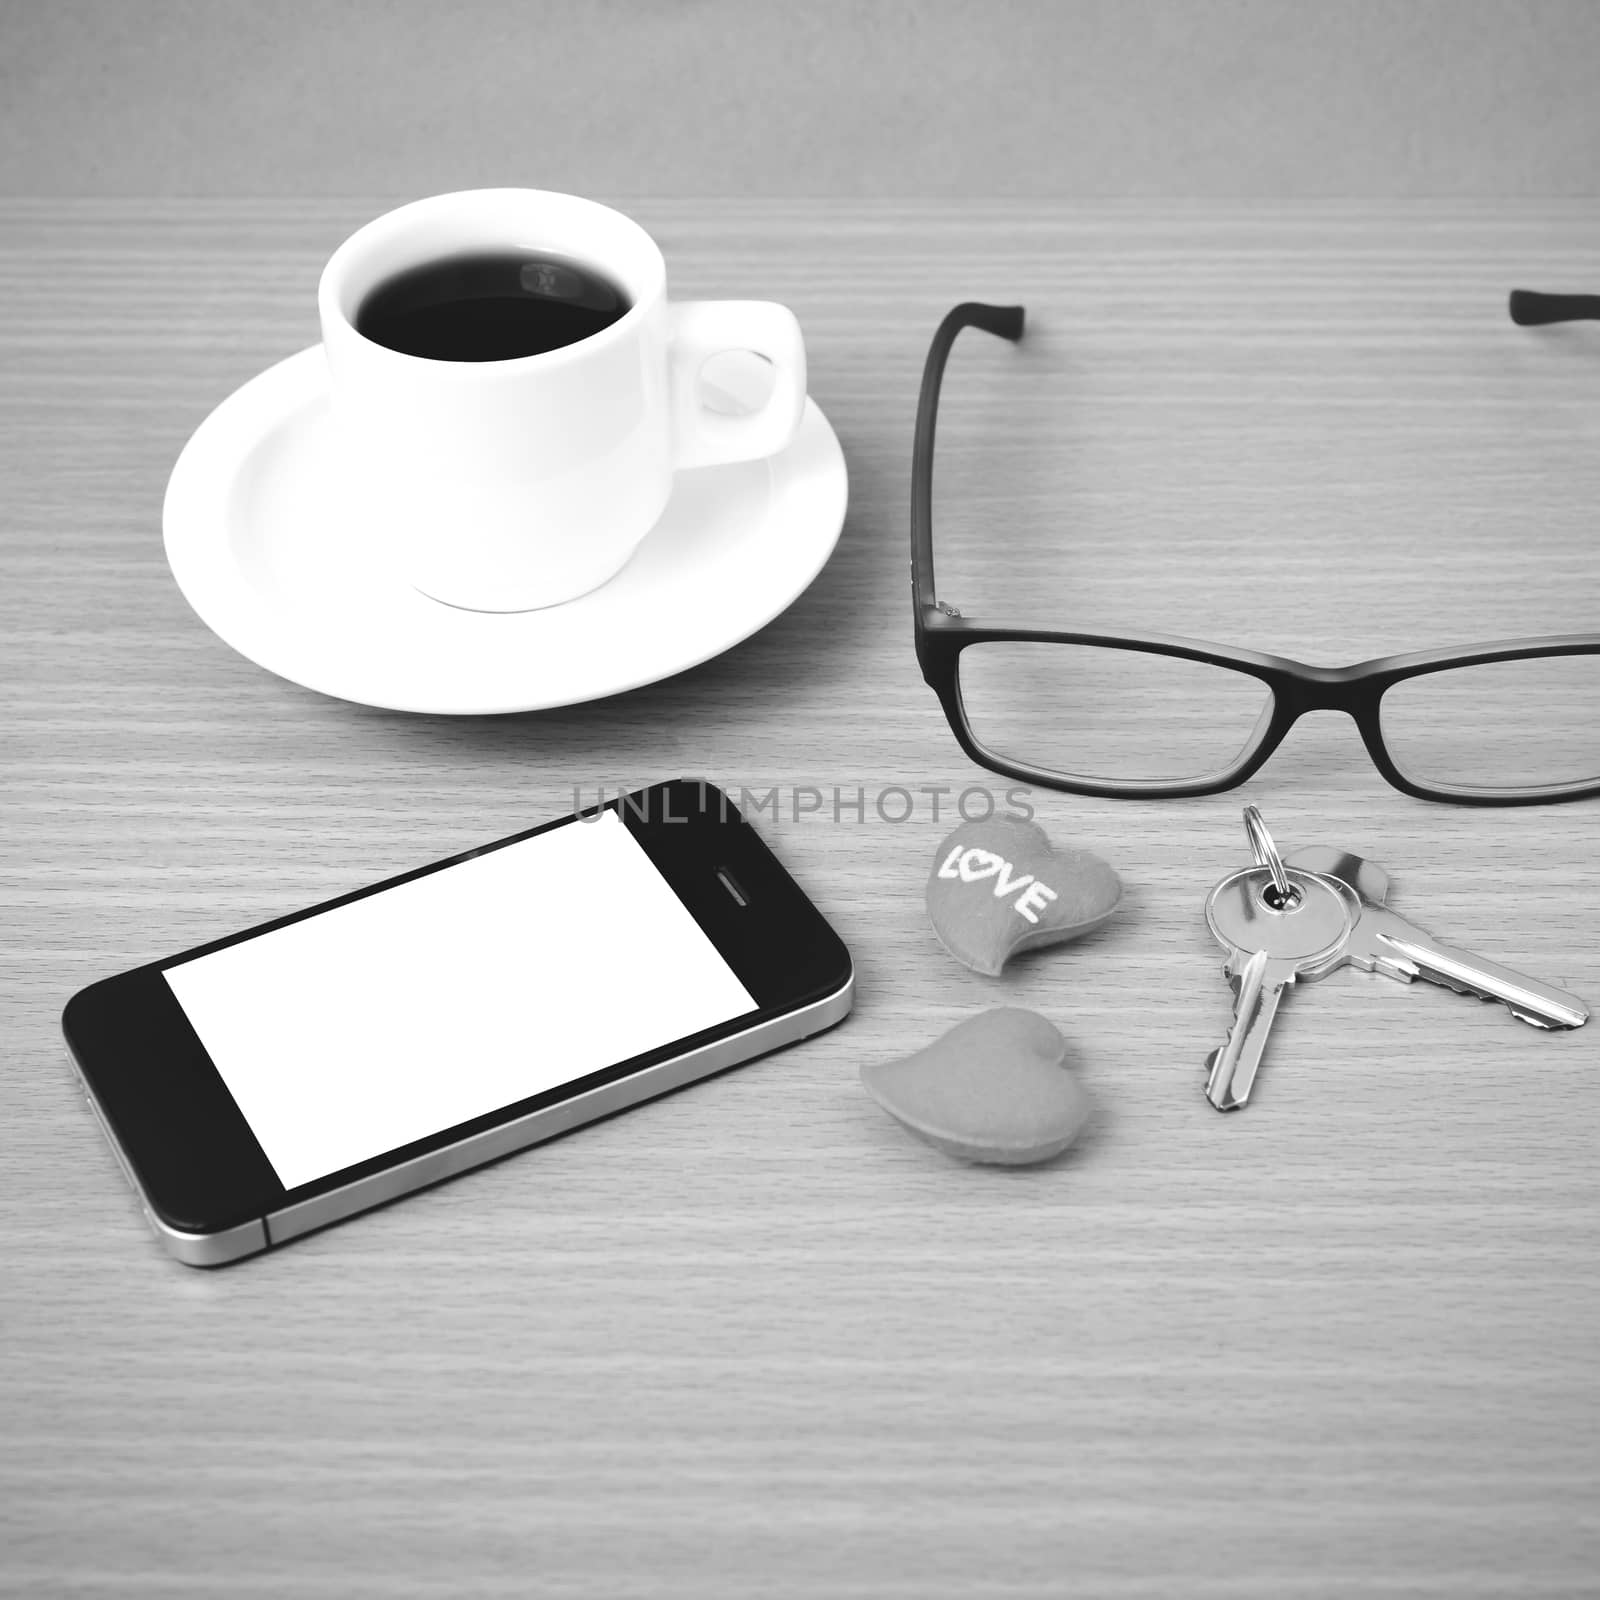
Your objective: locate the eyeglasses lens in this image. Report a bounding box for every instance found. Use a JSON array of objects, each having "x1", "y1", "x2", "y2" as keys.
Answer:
[
  {"x1": 1380, "y1": 655, "x2": 1600, "y2": 795},
  {"x1": 957, "y1": 641, "x2": 1275, "y2": 785}
]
